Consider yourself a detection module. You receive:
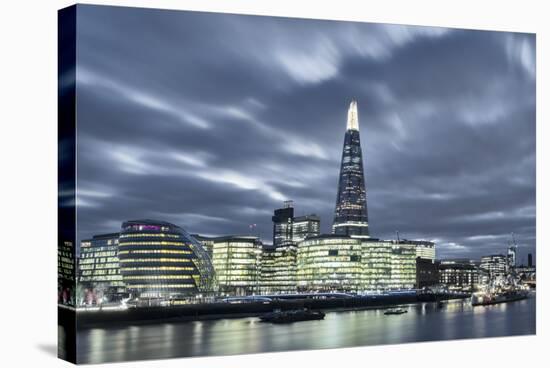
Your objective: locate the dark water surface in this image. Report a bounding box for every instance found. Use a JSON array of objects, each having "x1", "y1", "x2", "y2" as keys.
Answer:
[{"x1": 77, "y1": 295, "x2": 536, "y2": 364}]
